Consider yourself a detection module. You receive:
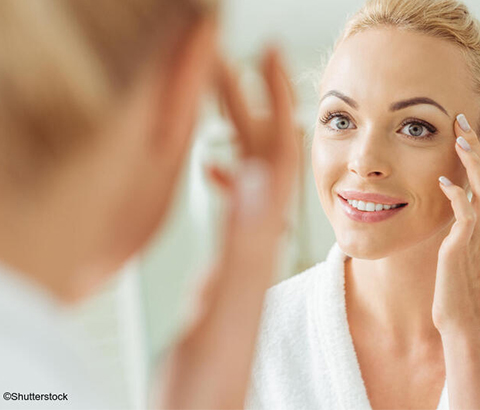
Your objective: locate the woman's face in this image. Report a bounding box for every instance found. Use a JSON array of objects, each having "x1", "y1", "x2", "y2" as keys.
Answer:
[{"x1": 313, "y1": 27, "x2": 480, "y2": 259}]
